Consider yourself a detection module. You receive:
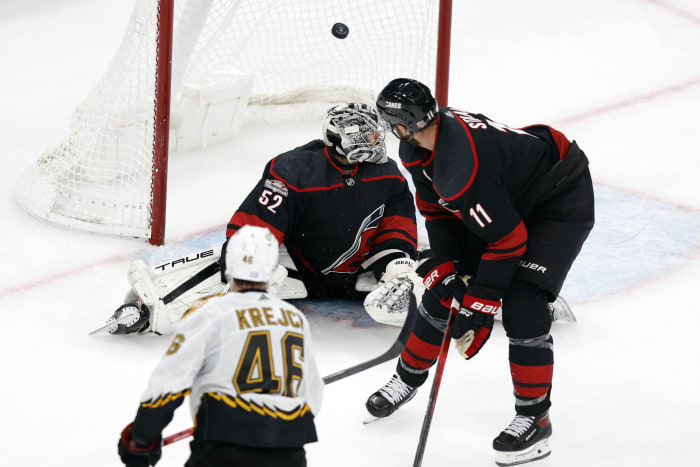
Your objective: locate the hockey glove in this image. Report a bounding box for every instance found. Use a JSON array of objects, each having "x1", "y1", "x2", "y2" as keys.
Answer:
[
  {"x1": 450, "y1": 294, "x2": 500, "y2": 359},
  {"x1": 363, "y1": 258, "x2": 418, "y2": 326},
  {"x1": 415, "y1": 256, "x2": 468, "y2": 306},
  {"x1": 118, "y1": 423, "x2": 162, "y2": 467}
]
